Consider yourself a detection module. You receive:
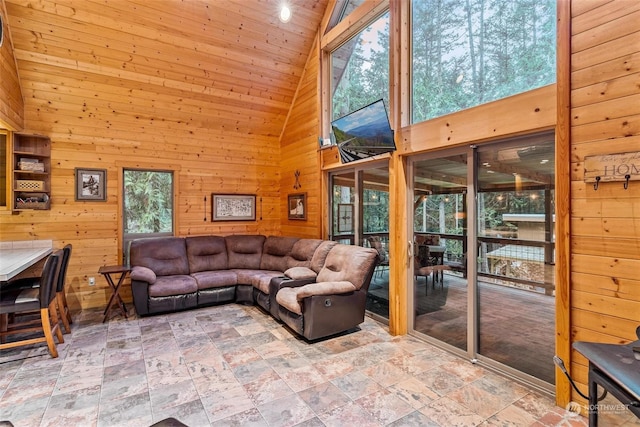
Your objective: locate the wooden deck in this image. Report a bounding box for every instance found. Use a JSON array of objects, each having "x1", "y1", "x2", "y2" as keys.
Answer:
[{"x1": 367, "y1": 271, "x2": 555, "y2": 384}]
